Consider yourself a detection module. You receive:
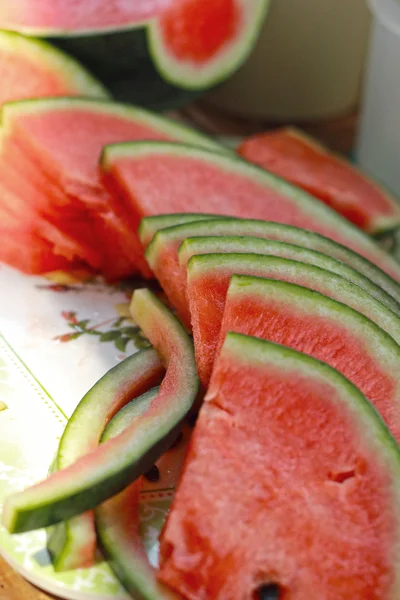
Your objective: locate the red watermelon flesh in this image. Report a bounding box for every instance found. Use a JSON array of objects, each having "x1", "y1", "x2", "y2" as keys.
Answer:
[
  {"x1": 238, "y1": 128, "x2": 400, "y2": 234},
  {"x1": 102, "y1": 142, "x2": 400, "y2": 281},
  {"x1": 2, "y1": 99, "x2": 220, "y2": 279},
  {"x1": 159, "y1": 333, "x2": 400, "y2": 600},
  {"x1": 0, "y1": 223, "x2": 83, "y2": 274},
  {"x1": 0, "y1": 198, "x2": 90, "y2": 269},
  {"x1": 0, "y1": 166, "x2": 101, "y2": 269}
]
